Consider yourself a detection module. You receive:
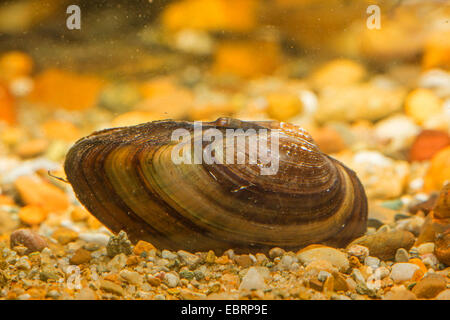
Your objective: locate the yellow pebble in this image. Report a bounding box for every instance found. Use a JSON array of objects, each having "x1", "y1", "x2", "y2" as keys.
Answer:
[
  {"x1": 18, "y1": 205, "x2": 47, "y2": 225},
  {"x1": 266, "y1": 92, "x2": 303, "y2": 121},
  {"x1": 404, "y1": 88, "x2": 442, "y2": 125},
  {"x1": 424, "y1": 146, "x2": 450, "y2": 192}
]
